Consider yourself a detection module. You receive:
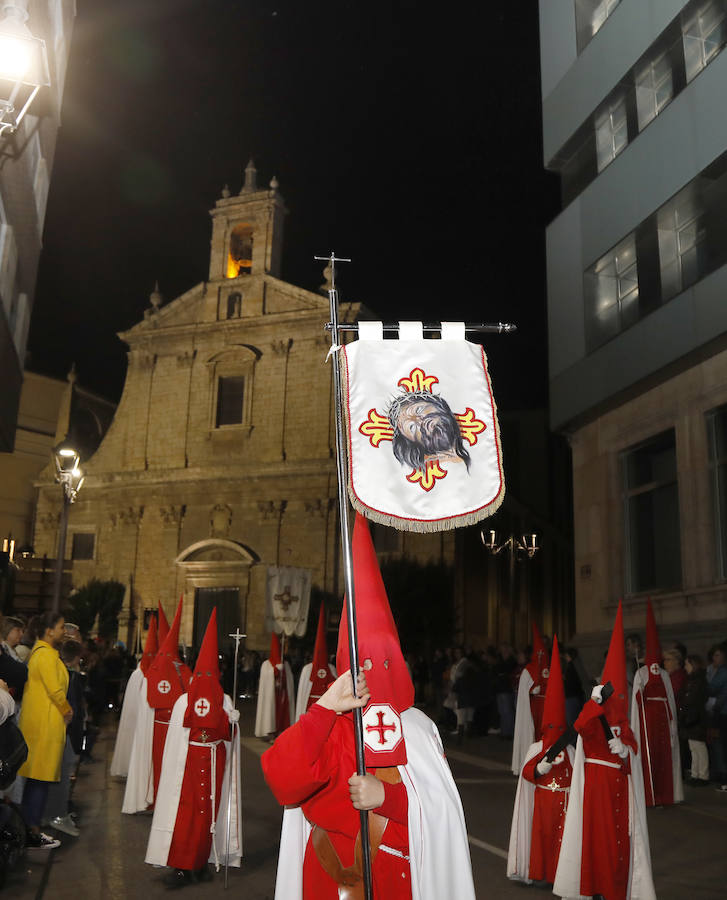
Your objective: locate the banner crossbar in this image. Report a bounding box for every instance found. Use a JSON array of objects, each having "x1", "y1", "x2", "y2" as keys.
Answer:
[{"x1": 325, "y1": 321, "x2": 517, "y2": 334}]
